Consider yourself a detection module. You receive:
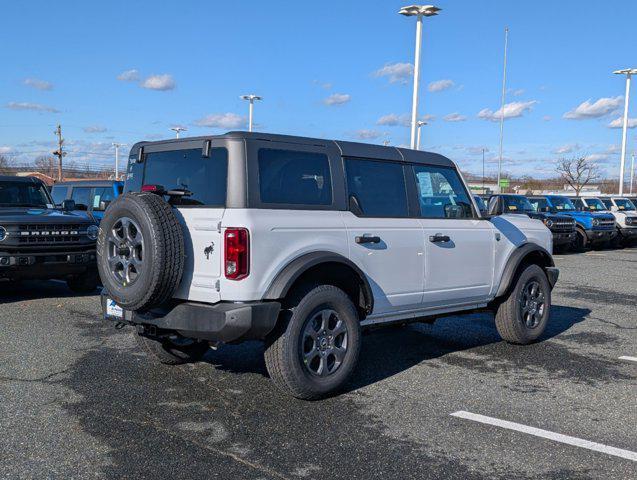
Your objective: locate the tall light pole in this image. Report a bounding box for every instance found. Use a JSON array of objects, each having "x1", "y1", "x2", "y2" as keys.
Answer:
[
  {"x1": 399, "y1": 5, "x2": 441, "y2": 150},
  {"x1": 613, "y1": 68, "x2": 637, "y2": 196},
  {"x1": 112, "y1": 143, "x2": 125, "y2": 180},
  {"x1": 497, "y1": 27, "x2": 509, "y2": 193},
  {"x1": 240, "y1": 94, "x2": 262, "y2": 132},
  {"x1": 170, "y1": 126, "x2": 187, "y2": 138},
  {"x1": 630, "y1": 151, "x2": 635, "y2": 196},
  {"x1": 416, "y1": 120, "x2": 427, "y2": 150}
]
